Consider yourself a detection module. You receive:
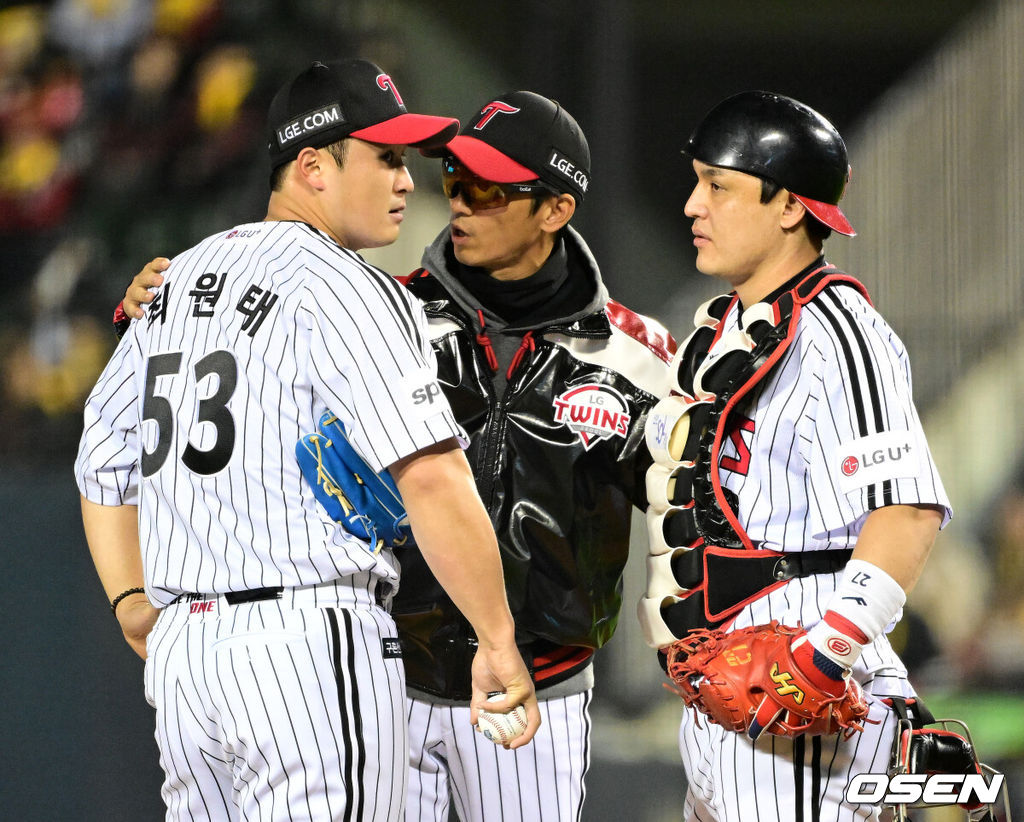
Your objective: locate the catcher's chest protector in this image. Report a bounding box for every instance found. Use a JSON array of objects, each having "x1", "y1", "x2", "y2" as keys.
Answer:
[{"x1": 642, "y1": 267, "x2": 869, "y2": 639}]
